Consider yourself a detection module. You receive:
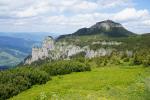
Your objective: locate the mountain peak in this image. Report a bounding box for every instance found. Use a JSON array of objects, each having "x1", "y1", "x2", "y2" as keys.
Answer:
[
  {"x1": 72, "y1": 20, "x2": 135, "y2": 37},
  {"x1": 97, "y1": 20, "x2": 116, "y2": 24},
  {"x1": 90, "y1": 20, "x2": 122, "y2": 31},
  {"x1": 102, "y1": 20, "x2": 117, "y2": 23}
]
